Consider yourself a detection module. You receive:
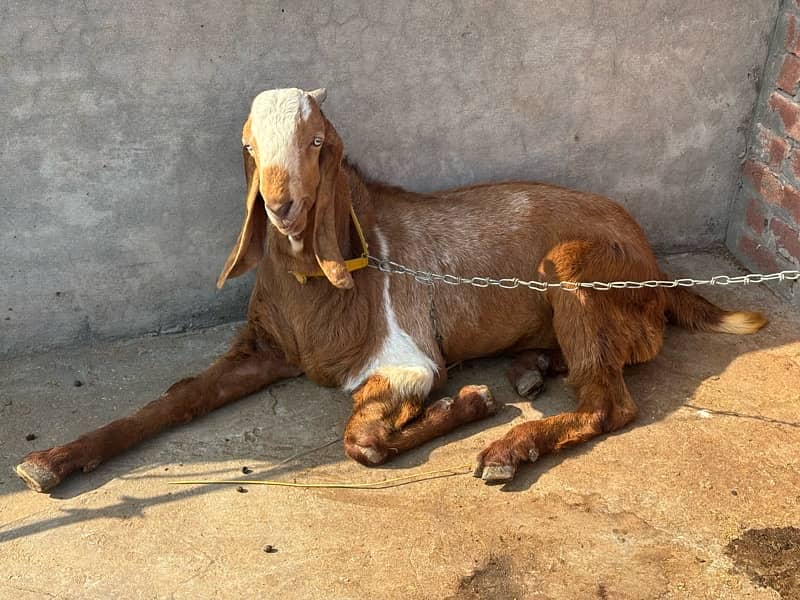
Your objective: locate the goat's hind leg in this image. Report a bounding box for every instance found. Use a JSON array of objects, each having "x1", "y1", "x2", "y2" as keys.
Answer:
[
  {"x1": 476, "y1": 292, "x2": 661, "y2": 482},
  {"x1": 15, "y1": 326, "x2": 300, "y2": 492},
  {"x1": 344, "y1": 368, "x2": 498, "y2": 466},
  {"x1": 474, "y1": 369, "x2": 636, "y2": 482}
]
